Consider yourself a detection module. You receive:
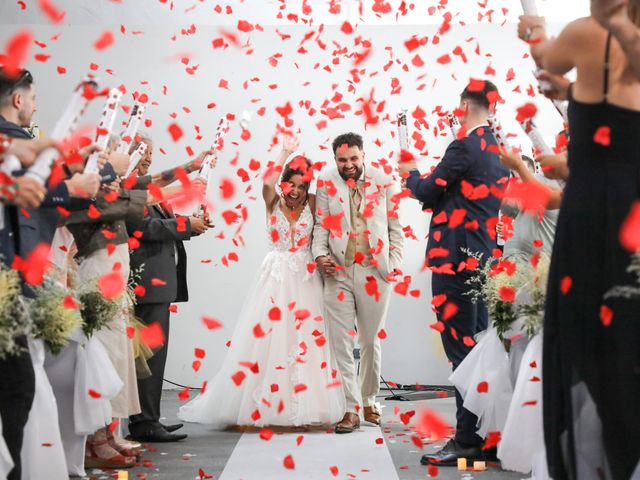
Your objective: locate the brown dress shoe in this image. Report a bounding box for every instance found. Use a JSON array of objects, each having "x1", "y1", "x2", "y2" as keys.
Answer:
[
  {"x1": 364, "y1": 406, "x2": 381, "y2": 425},
  {"x1": 334, "y1": 412, "x2": 360, "y2": 434}
]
